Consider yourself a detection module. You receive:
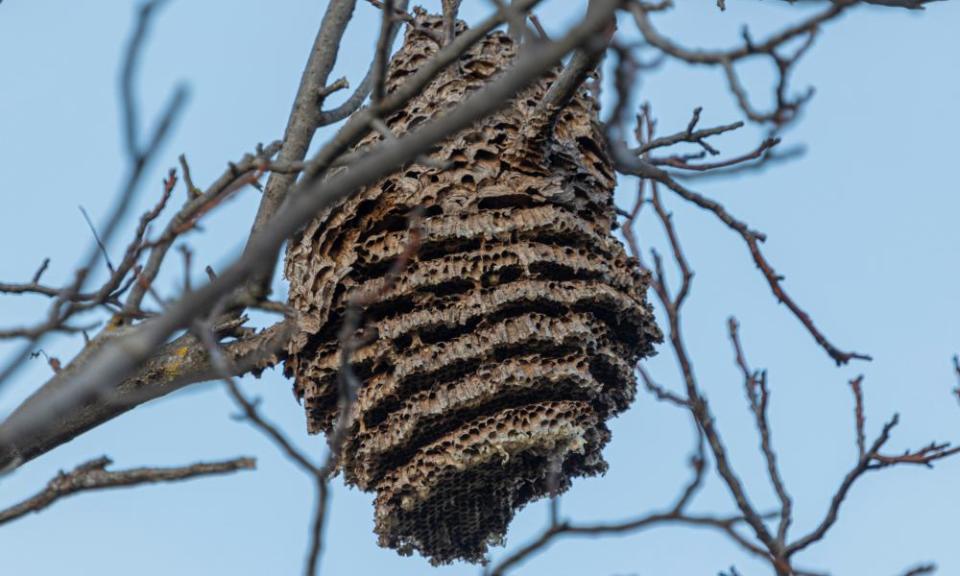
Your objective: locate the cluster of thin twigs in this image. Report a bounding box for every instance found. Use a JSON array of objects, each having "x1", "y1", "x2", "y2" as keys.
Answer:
[{"x1": 487, "y1": 3, "x2": 958, "y2": 572}]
